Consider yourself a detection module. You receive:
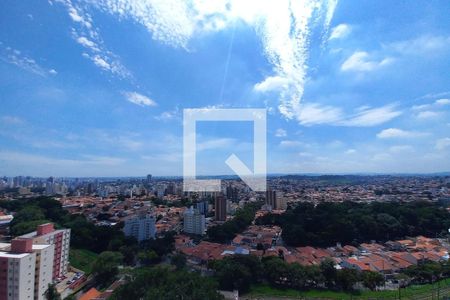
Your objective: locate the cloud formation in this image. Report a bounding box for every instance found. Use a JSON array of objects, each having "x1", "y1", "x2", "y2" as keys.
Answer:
[
  {"x1": 275, "y1": 128, "x2": 287, "y2": 137},
  {"x1": 122, "y1": 91, "x2": 157, "y2": 107},
  {"x1": 341, "y1": 51, "x2": 393, "y2": 72},
  {"x1": 52, "y1": 0, "x2": 131, "y2": 79},
  {"x1": 296, "y1": 103, "x2": 402, "y2": 127},
  {"x1": 329, "y1": 23, "x2": 351, "y2": 40},
  {"x1": 0, "y1": 45, "x2": 56, "y2": 76},
  {"x1": 377, "y1": 128, "x2": 426, "y2": 139},
  {"x1": 83, "y1": 0, "x2": 338, "y2": 122}
]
